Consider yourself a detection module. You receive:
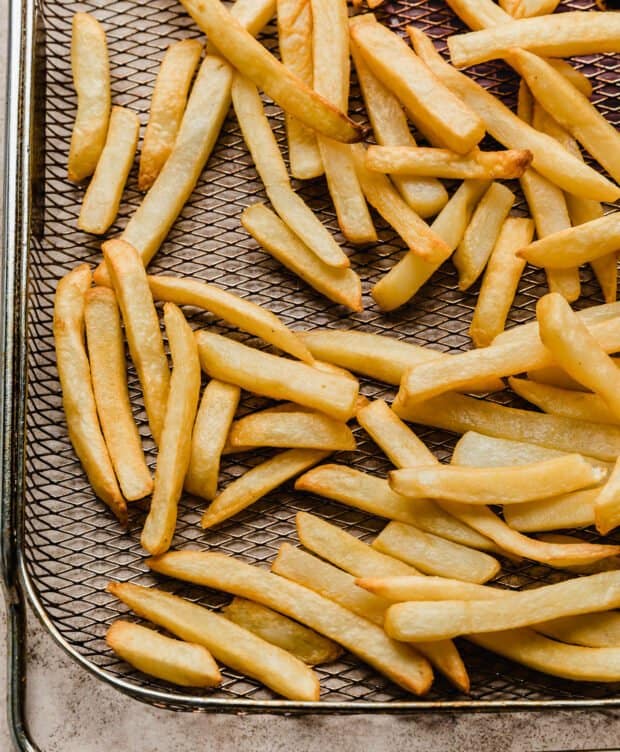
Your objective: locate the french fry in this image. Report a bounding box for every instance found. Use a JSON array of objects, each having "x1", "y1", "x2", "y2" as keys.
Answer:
[
  {"x1": 499, "y1": 0, "x2": 560, "y2": 18},
  {"x1": 448, "y1": 12, "x2": 620, "y2": 69},
  {"x1": 179, "y1": 0, "x2": 362, "y2": 143},
  {"x1": 351, "y1": 40, "x2": 448, "y2": 218},
  {"x1": 546, "y1": 59, "x2": 592, "y2": 99},
  {"x1": 147, "y1": 551, "x2": 434, "y2": 695},
  {"x1": 503, "y1": 491, "x2": 598, "y2": 532},
  {"x1": 54, "y1": 265, "x2": 126, "y2": 523},
  {"x1": 240, "y1": 204, "x2": 361, "y2": 311},
  {"x1": 277, "y1": 0, "x2": 322, "y2": 180},
  {"x1": 469, "y1": 218, "x2": 534, "y2": 347},
  {"x1": 138, "y1": 39, "x2": 203, "y2": 191},
  {"x1": 350, "y1": 145, "x2": 450, "y2": 265},
  {"x1": 372, "y1": 179, "x2": 490, "y2": 311},
  {"x1": 201, "y1": 449, "x2": 329, "y2": 528},
  {"x1": 409, "y1": 26, "x2": 620, "y2": 202},
  {"x1": 141, "y1": 305, "x2": 201, "y2": 555},
  {"x1": 185, "y1": 381, "x2": 240, "y2": 501},
  {"x1": 222, "y1": 597, "x2": 343, "y2": 665},
  {"x1": 105, "y1": 620, "x2": 220, "y2": 687},
  {"x1": 147, "y1": 274, "x2": 312, "y2": 364},
  {"x1": 228, "y1": 412, "x2": 355, "y2": 451},
  {"x1": 595, "y1": 457, "x2": 620, "y2": 535},
  {"x1": 84, "y1": 288, "x2": 152, "y2": 501},
  {"x1": 195, "y1": 331, "x2": 359, "y2": 421},
  {"x1": 365, "y1": 147, "x2": 532, "y2": 180},
  {"x1": 107, "y1": 581, "x2": 320, "y2": 701},
  {"x1": 539, "y1": 613, "x2": 620, "y2": 649},
  {"x1": 443, "y1": 0, "x2": 509, "y2": 30},
  {"x1": 393, "y1": 391, "x2": 620, "y2": 461},
  {"x1": 536, "y1": 533, "x2": 620, "y2": 575},
  {"x1": 294, "y1": 465, "x2": 499, "y2": 552},
  {"x1": 68, "y1": 13, "x2": 110, "y2": 182},
  {"x1": 385, "y1": 571, "x2": 620, "y2": 642},
  {"x1": 527, "y1": 365, "x2": 590, "y2": 392},
  {"x1": 273, "y1": 544, "x2": 470, "y2": 692},
  {"x1": 232, "y1": 75, "x2": 349, "y2": 268},
  {"x1": 453, "y1": 182, "x2": 514, "y2": 291},
  {"x1": 102, "y1": 240, "x2": 170, "y2": 444},
  {"x1": 77, "y1": 107, "x2": 139, "y2": 234}
]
